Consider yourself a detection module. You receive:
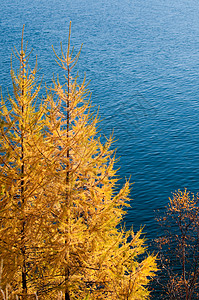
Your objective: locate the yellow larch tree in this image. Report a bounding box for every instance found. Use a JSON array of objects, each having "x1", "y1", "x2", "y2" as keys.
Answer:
[
  {"x1": 39, "y1": 22, "x2": 157, "y2": 300},
  {"x1": 0, "y1": 26, "x2": 49, "y2": 298},
  {"x1": 156, "y1": 189, "x2": 199, "y2": 300}
]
